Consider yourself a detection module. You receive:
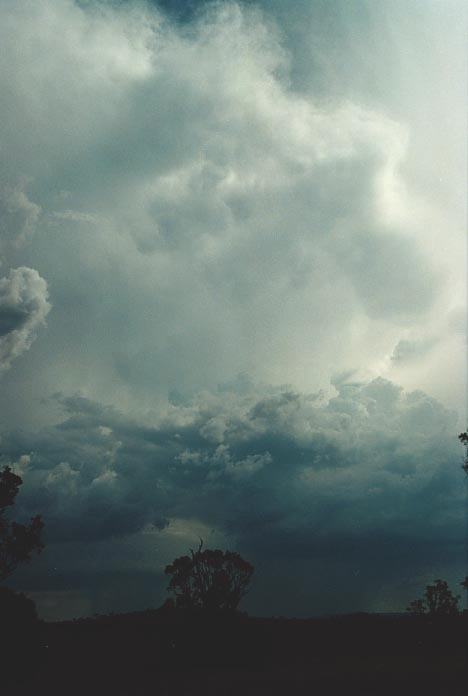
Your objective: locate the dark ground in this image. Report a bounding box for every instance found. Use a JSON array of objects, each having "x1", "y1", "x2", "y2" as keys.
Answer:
[{"x1": 5, "y1": 608, "x2": 468, "y2": 695}]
